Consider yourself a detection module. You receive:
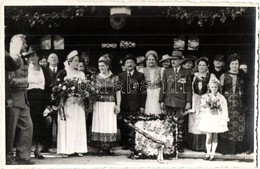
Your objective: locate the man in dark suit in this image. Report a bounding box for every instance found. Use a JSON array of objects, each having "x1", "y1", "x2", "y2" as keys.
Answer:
[
  {"x1": 159, "y1": 51, "x2": 192, "y2": 153},
  {"x1": 117, "y1": 54, "x2": 146, "y2": 151},
  {"x1": 43, "y1": 52, "x2": 60, "y2": 151},
  {"x1": 47, "y1": 53, "x2": 59, "y2": 83},
  {"x1": 6, "y1": 34, "x2": 35, "y2": 164}
]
